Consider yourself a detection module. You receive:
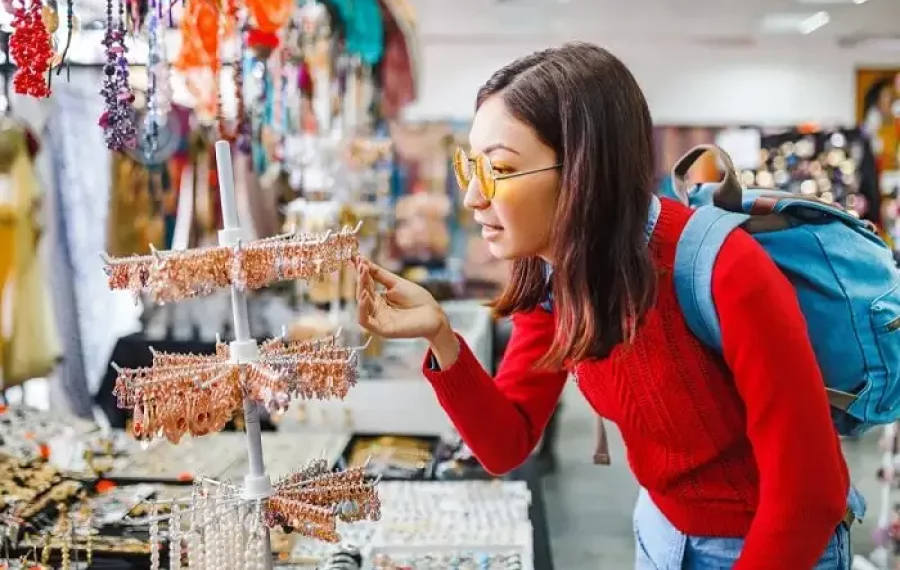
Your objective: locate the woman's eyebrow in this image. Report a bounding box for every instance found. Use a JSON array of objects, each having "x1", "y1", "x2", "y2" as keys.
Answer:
[{"x1": 482, "y1": 143, "x2": 520, "y2": 155}]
